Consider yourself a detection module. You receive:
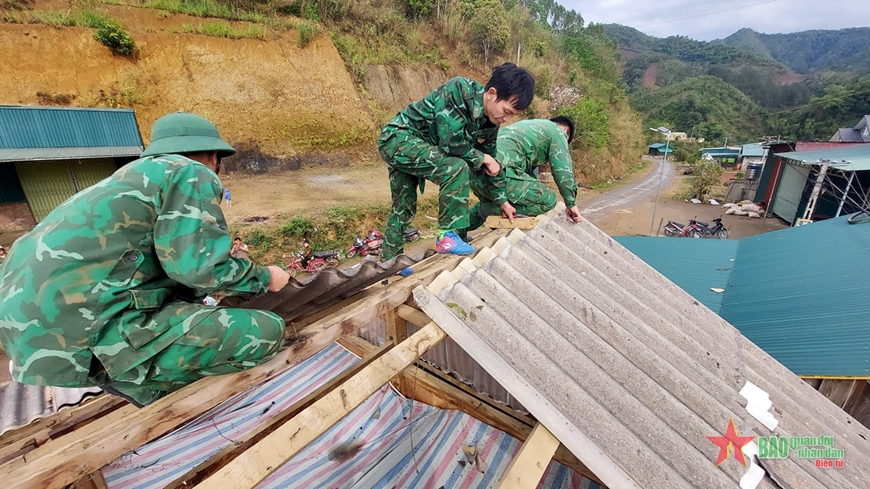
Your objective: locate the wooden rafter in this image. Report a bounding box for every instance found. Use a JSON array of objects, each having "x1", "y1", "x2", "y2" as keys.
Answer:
[
  {"x1": 497, "y1": 423, "x2": 560, "y2": 488},
  {"x1": 195, "y1": 321, "x2": 447, "y2": 489}
]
